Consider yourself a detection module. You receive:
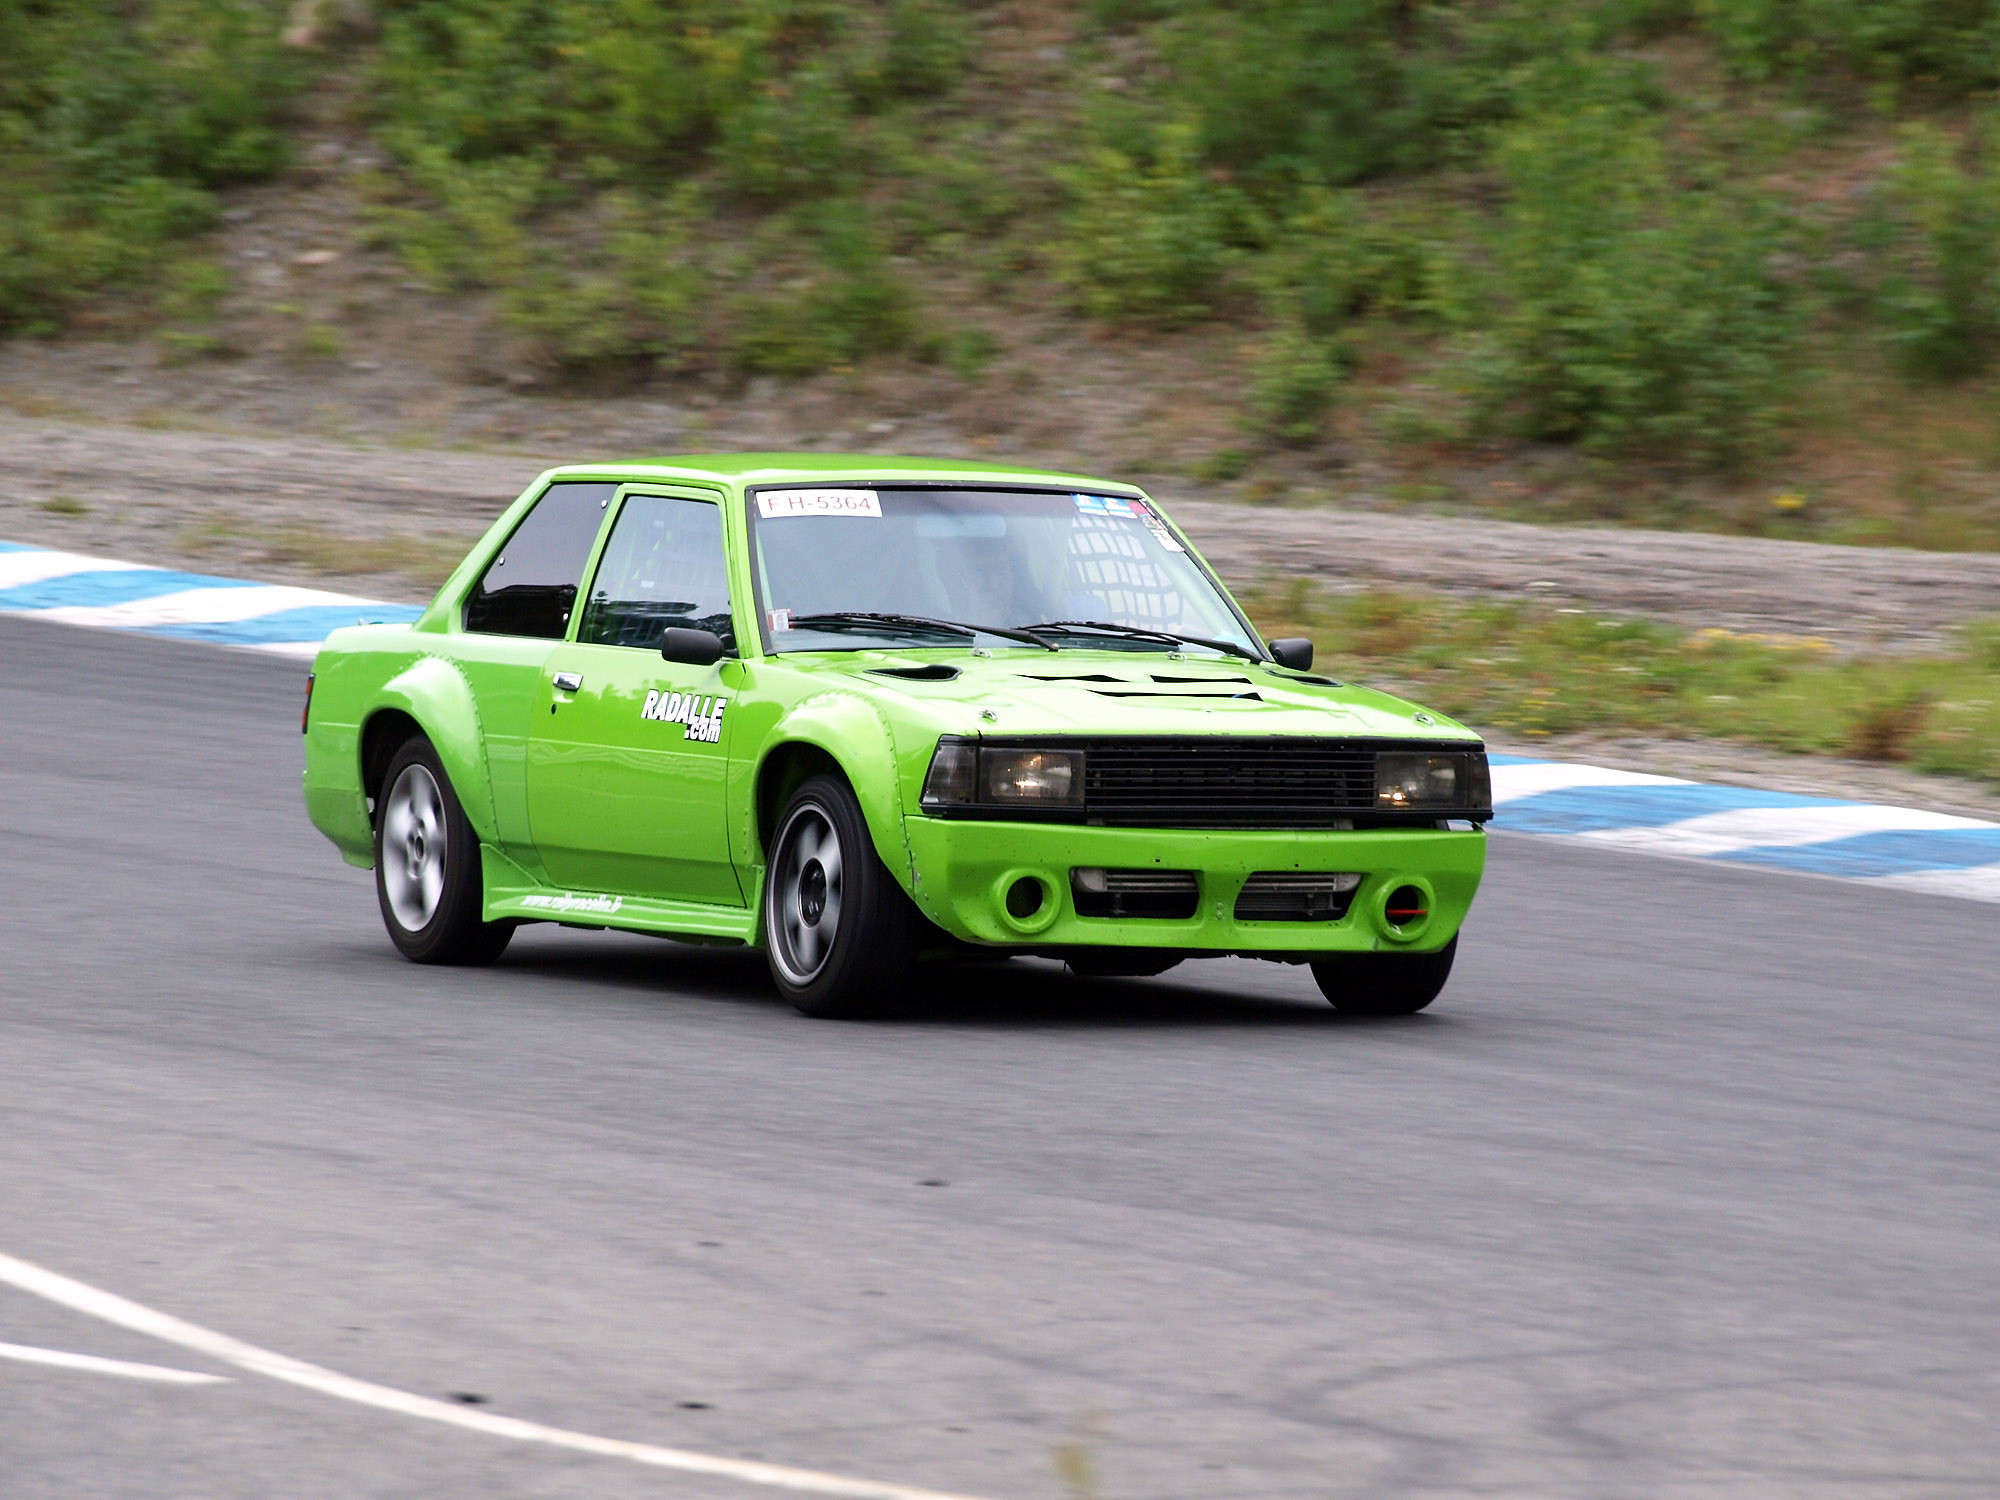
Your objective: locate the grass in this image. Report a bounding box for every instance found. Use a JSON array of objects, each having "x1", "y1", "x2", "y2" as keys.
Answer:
[{"x1": 1243, "y1": 580, "x2": 2000, "y2": 786}]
